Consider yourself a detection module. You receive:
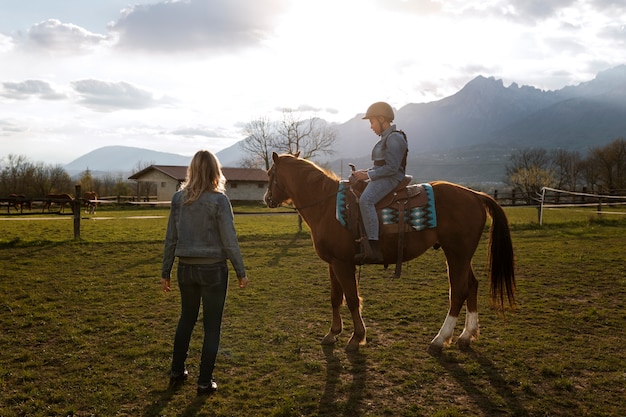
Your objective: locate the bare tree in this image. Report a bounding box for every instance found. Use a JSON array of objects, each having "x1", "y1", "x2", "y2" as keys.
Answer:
[
  {"x1": 506, "y1": 148, "x2": 555, "y2": 202},
  {"x1": 274, "y1": 109, "x2": 336, "y2": 160},
  {"x1": 240, "y1": 116, "x2": 276, "y2": 170},
  {"x1": 262, "y1": 109, "x2": 337, "y2": 232},
  {"x1": 509, "y1": 166, "x2": 556, "y2": 202},
  {"x1": 114, "y1": 174, "x2": 132, "y2": 197},
  {"x1": 46, "y1": 164, "x2": 72, "y2": 194},
  {"x1": 550, "y1": 149, "x2": 583, "y2": 191},
  {"x1": 586, "y1": 138, "x2": 626, "y2": 193},
  {"x1": 506, "y1": 148, "x2": 550, "y2": 175},
  {"x1": 0, "y1": 155, "x2": 71, "y2": 196},
  {"x1": 0, "y1": 154, "x2": 32, "y2": 194},
  {"x1": 132, "y1": 160, "x2": 156, "y2": 200},
  {"x1": 239, "y1": 155, "x2": 267, "y2": 169}
]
